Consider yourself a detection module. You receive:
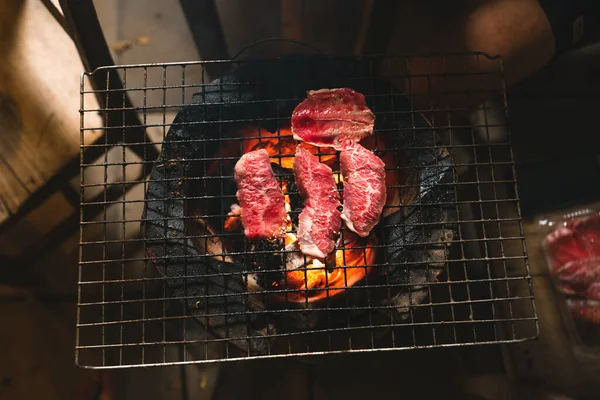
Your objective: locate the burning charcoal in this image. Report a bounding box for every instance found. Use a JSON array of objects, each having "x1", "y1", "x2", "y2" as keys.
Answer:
[
  {"x1": 377, "y1": 141, "x2": 455, "y2": 318},
  {"x1": 284, "y1": 241, "x2": 312, "y2": 271},
  {"x1": 273, "y1": 231, "x2": 377, "y2": 306},
  {"x1": 237, "y1": 239, "x2": 285, "y2": 288},
  {"x1": 247, "y1": 239, "x2": 283, "y2": 269},
  {"x1": 183, "y1": 259, "x2": 272, "y2": 355},
  {"x1": 382, "y1": 200, "x2": 455, "y2": 319},
  {"x1": 144, "y1": 54, "x2": 456, "y2": 351},
  {"x1": 280, "y1": 310, "x2": 321, "y2": 331},
  {"x1": 146, "y1": 237, "x2": 271, "y2": 355},
  {"x1": 325, "y1": 252, "x2": 337, "y2": 271},
  {"x1": 270, "y1": 164, "x2": 304, "y2": 211},
  {"x1": 223, "y1": 204, "x2": 242, "y2": 233},
  {"x1": 270, "y1": 163, "x2": 294, "y2": 177}
]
